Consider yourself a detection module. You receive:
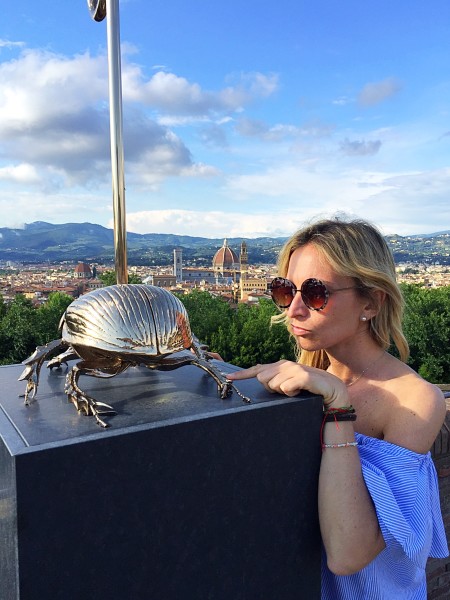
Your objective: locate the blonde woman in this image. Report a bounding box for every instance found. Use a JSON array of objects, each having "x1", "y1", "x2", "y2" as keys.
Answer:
[{"x1": 228, "y1": 217, "x2": 448, "y2": 599}]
